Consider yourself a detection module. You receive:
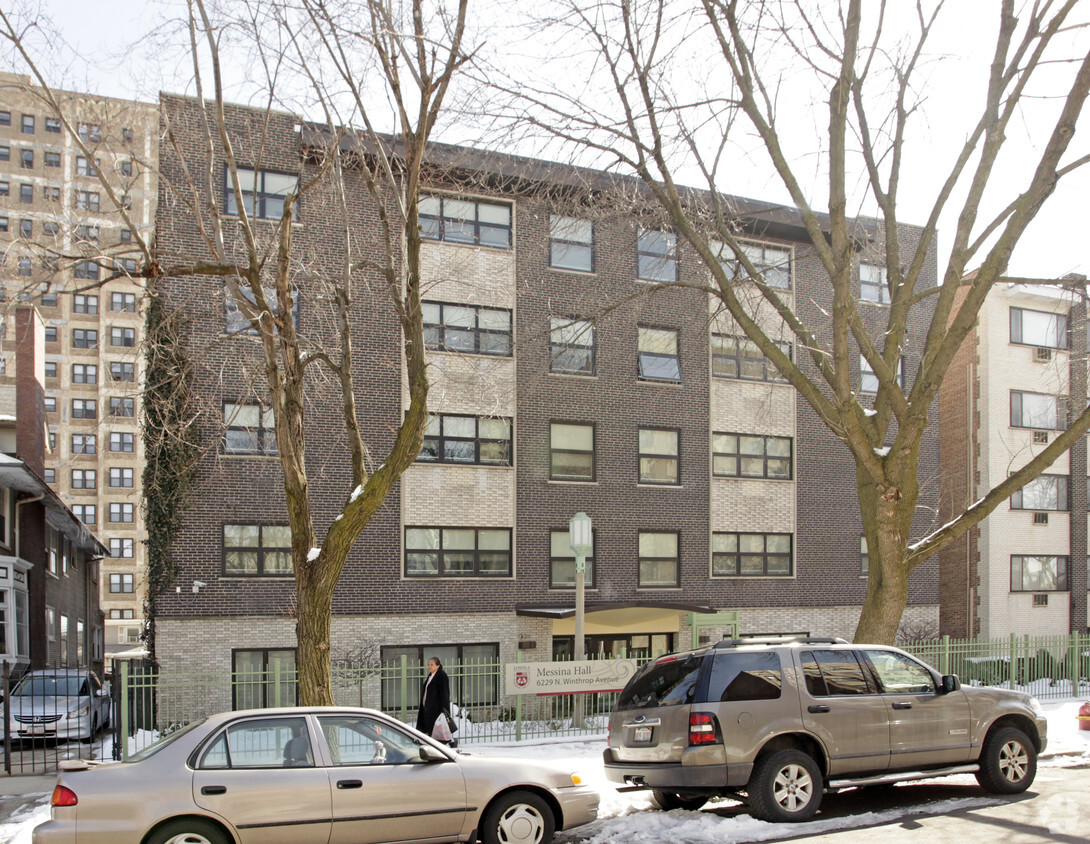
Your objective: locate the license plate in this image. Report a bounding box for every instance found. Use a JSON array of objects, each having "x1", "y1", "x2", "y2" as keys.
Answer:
[
  {"x1": 22, "y1": 725, "x2": 47, "y2": 736},
  {"x1": 632, "y1": 726, "x2": 653, "y2": 743}
]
